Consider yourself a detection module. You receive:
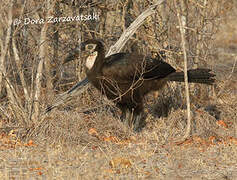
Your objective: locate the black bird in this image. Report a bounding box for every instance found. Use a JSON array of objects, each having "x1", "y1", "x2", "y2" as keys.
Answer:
[{"x1": 71, "y1": 39, "x2": 215, "y2": 131}]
